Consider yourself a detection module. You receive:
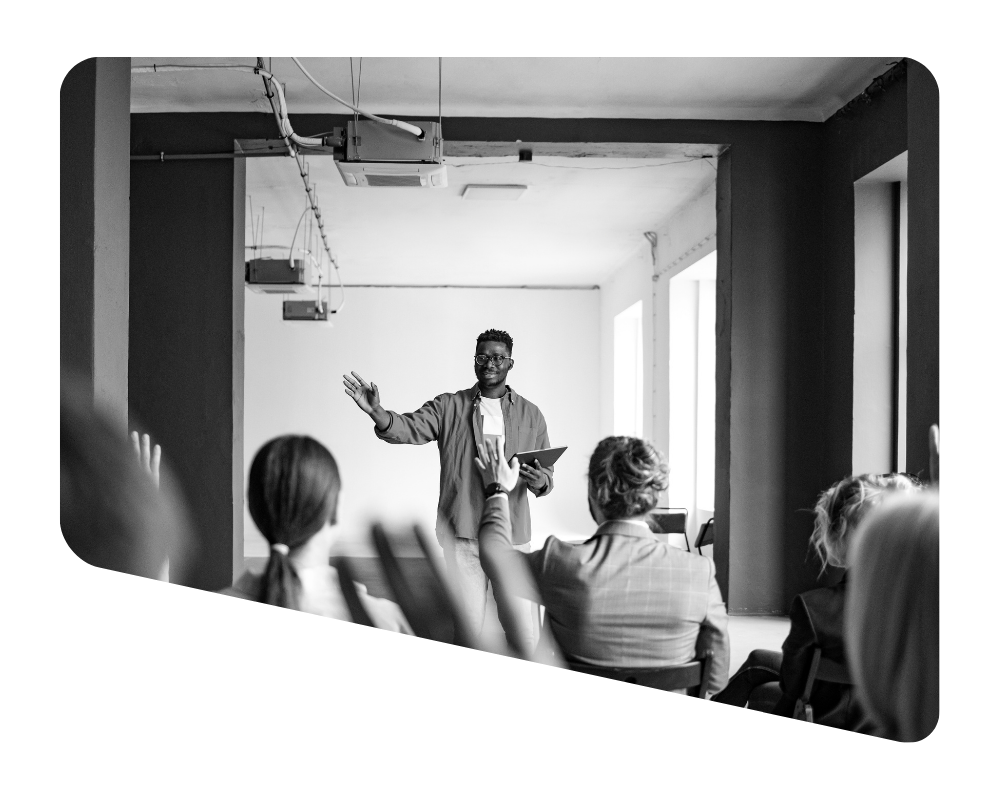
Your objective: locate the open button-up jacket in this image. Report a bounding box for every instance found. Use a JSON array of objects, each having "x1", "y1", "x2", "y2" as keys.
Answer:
[{"x1": 374, "y1": 384, "x2": 553, "y2": 545}]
